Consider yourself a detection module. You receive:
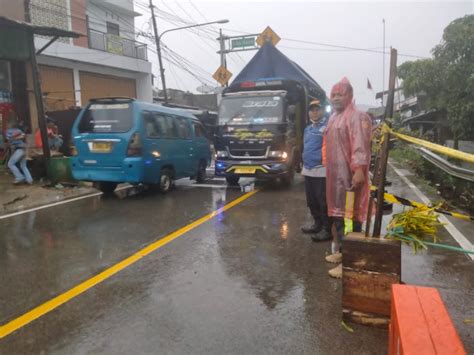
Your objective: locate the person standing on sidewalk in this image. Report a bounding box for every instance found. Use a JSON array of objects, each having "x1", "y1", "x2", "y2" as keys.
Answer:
[
  {"x1": 6, "y1": 121, "x2": 33, "y2": 185},
  {"x1": 301, "y1": 99, "x2": 331, "y2": 242},
  {"x1": 324, "y1": 78, "x2": 372, "y2": 278}
]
